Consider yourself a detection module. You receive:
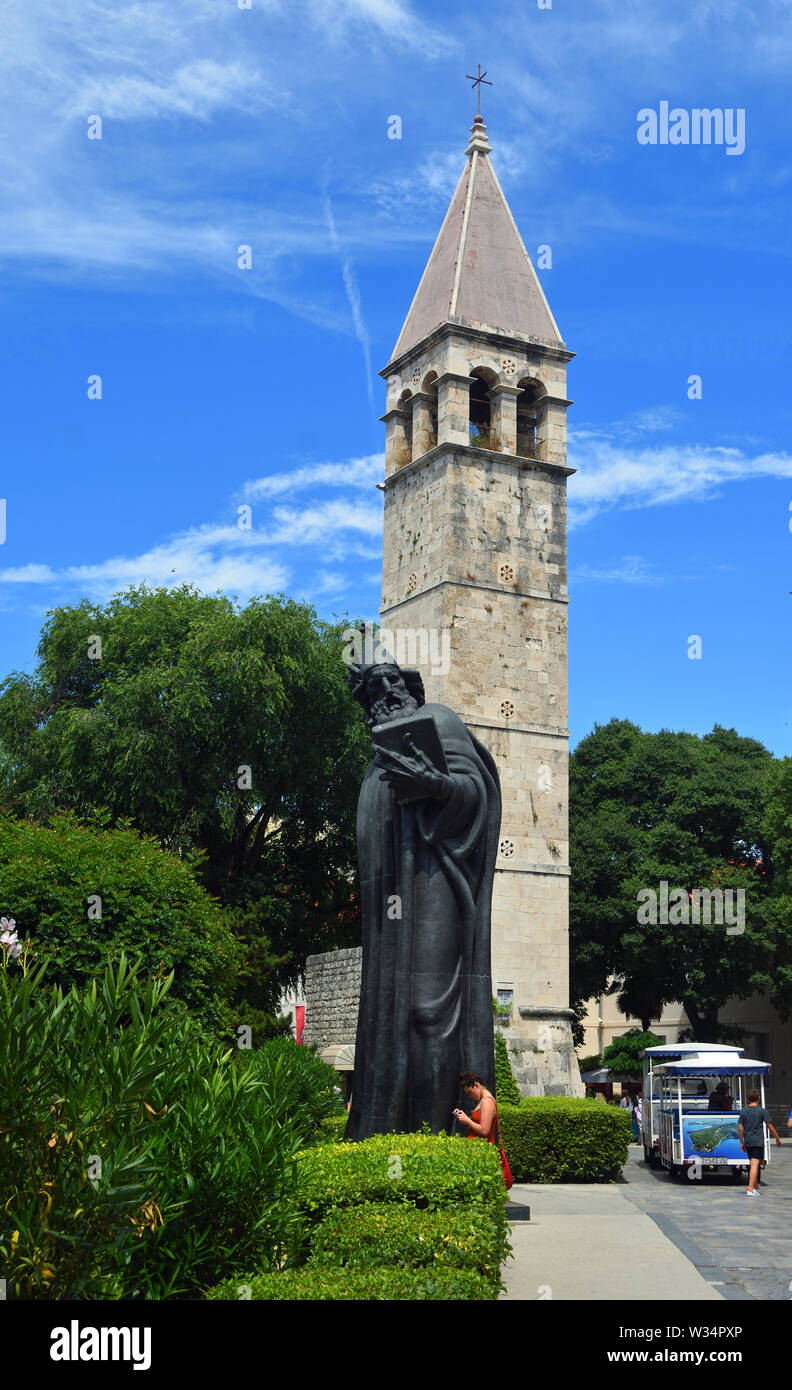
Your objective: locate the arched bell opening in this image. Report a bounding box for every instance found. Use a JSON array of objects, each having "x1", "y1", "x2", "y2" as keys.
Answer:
[
  {"x1": 516, "y1": 377, "x2": 545, "y2": 459},
  {"x1": 395, "y1": 389, "x2": 413, "y2": 465},
  {"x1": 469, "y1": 367, "x2": 499, "y2": 448},
  {"x1": 412, "y1": 371, "x2": 438, "y2": 456}
]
